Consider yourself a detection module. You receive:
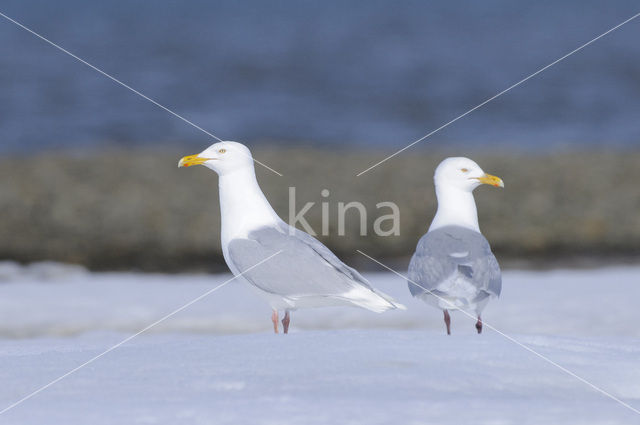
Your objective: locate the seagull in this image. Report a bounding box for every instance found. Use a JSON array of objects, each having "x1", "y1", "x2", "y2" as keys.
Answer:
[
  {"x1": 179, "y1": 141, "x2": 404, "y2": 333},
  {"x1": 408, "y1": 157, "x2": 503, "y2": 335}
]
